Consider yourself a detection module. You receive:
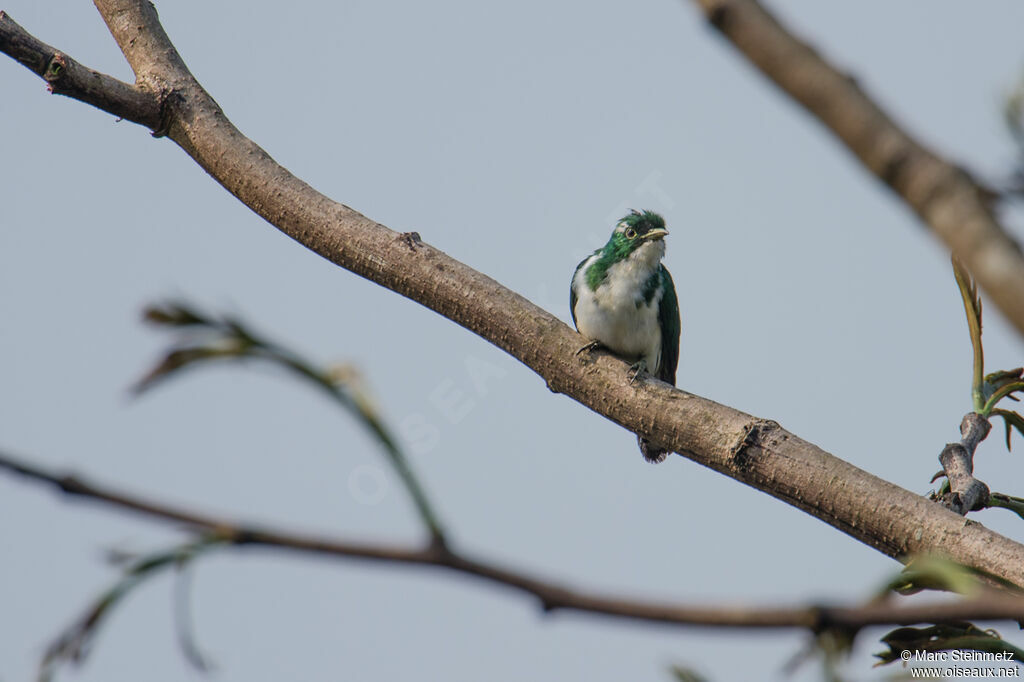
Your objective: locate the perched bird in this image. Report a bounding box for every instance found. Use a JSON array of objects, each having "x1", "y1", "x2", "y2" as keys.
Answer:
[{"x1": 570, "y1": 209, "x2": 680, "y2": 463}]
